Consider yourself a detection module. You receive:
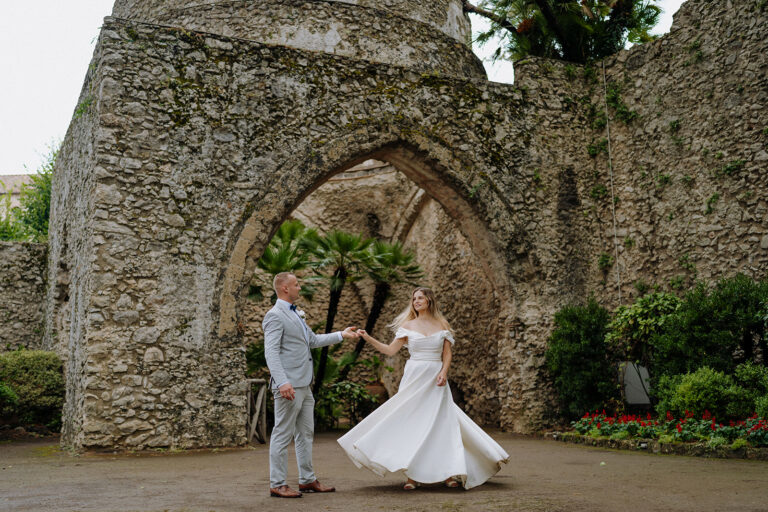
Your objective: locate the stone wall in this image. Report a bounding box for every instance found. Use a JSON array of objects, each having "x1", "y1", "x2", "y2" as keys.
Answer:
[
  {"x1": 0, "y1": 242, "x2": 47, "y2": 350},
  {"x1": 110, "y1": 0, "x2": 483, "y2": 78},
  {"x1": 44, "y1": 0, "x2": 768, "y2": 450}
]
